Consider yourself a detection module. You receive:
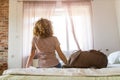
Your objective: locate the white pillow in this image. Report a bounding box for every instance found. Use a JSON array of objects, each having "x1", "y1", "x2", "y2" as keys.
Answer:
[{"x1": 108, "y1": 51, "x2": 120, "y2": 64}]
